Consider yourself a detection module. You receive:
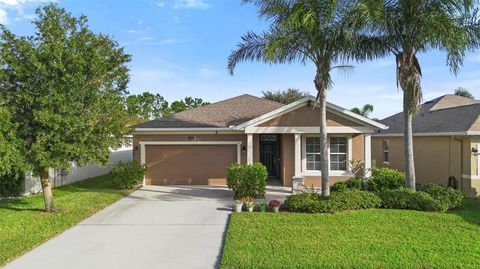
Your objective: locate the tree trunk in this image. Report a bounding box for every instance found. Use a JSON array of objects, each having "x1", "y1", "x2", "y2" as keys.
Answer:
[
  {"x1": 397, "y1": 52, "x2": 420, "y2": 190},
  {"x1": 40, "y1": 168, "x2": 56, "y2": 212},
  {"x1": 403, "y1": 98, "x2": 416, "y2": 190},
  {"x1": 315, "y1": 65, "x2": 330, "y2": 197}
]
